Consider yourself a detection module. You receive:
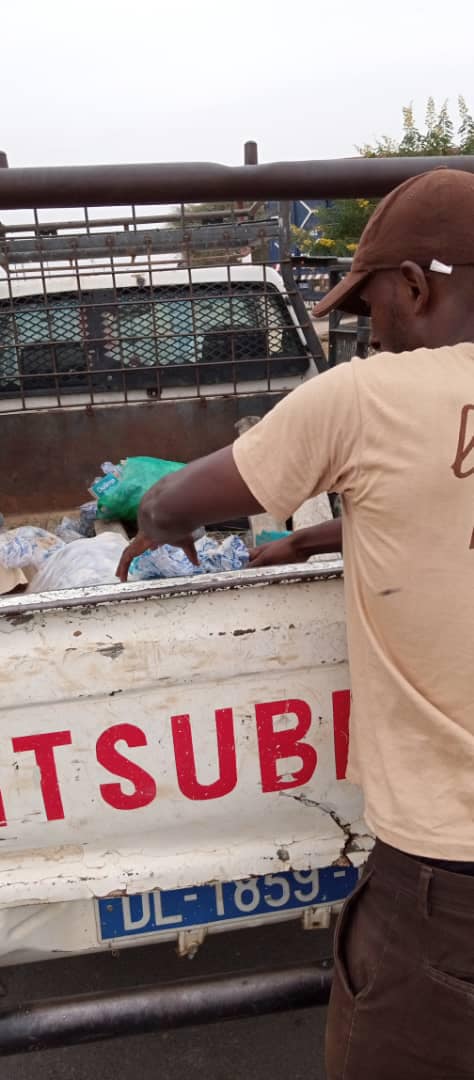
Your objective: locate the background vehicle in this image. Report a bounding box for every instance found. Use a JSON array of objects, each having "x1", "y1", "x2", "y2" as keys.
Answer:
[{"x1": 0, "y1": 264, "x2": 313, "y2": 399}]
